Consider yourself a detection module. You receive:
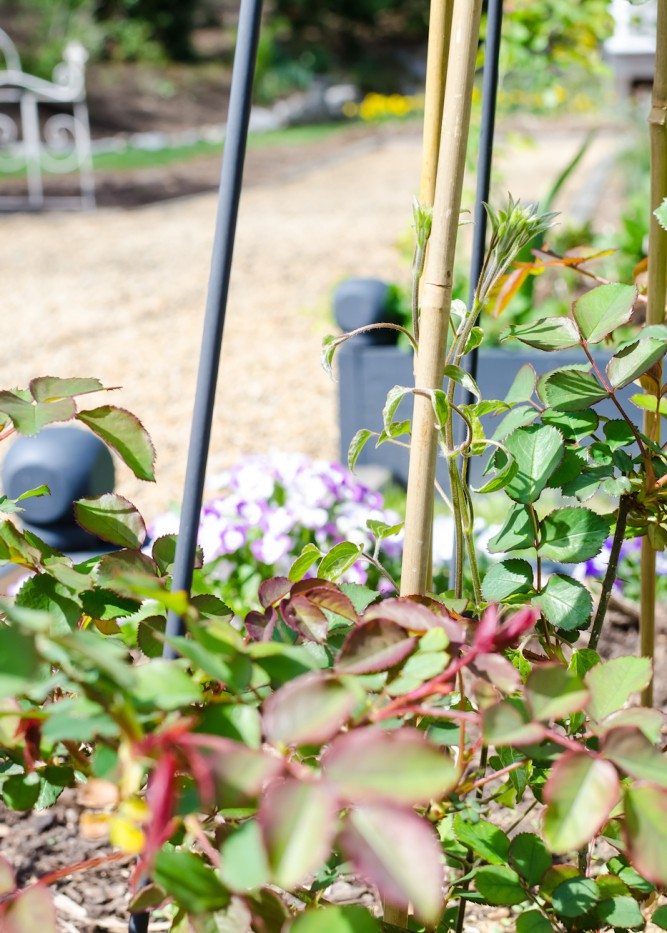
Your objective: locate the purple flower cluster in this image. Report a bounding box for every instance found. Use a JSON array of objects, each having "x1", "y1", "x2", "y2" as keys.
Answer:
[
  {"x1": 580, "y1": 537, "x2": 642, "y2": 581},
  {"x1": 575, "y1": 535, "x2": 667, "y2": 601},
  {"x1": 150, "y1": 453, "x2": 403, "y2": 584}
]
